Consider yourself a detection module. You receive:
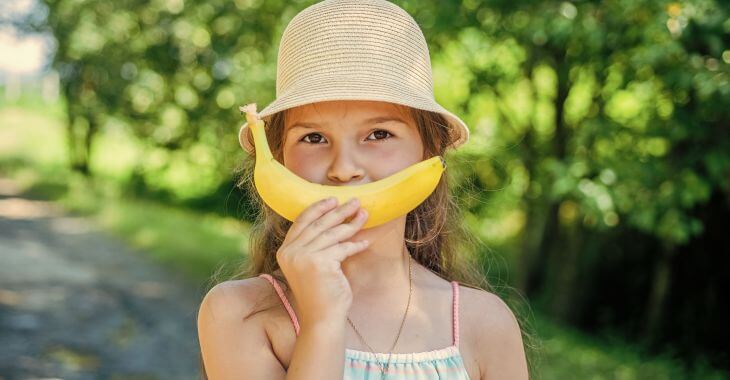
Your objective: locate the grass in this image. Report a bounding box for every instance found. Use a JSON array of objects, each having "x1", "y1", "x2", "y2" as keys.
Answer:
[
  {"x1": 1, "y1": 164, "x2": 248, "y2": 287},
  {"x1": 530, "y1": 314, "x2": 726, "y2": 379},
  {"x1": 67, "y1": 179, "x2": 249, "y2": 284},
  {"x1": 1, "y1": 102, "x2": 727, "y2": 379}
]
